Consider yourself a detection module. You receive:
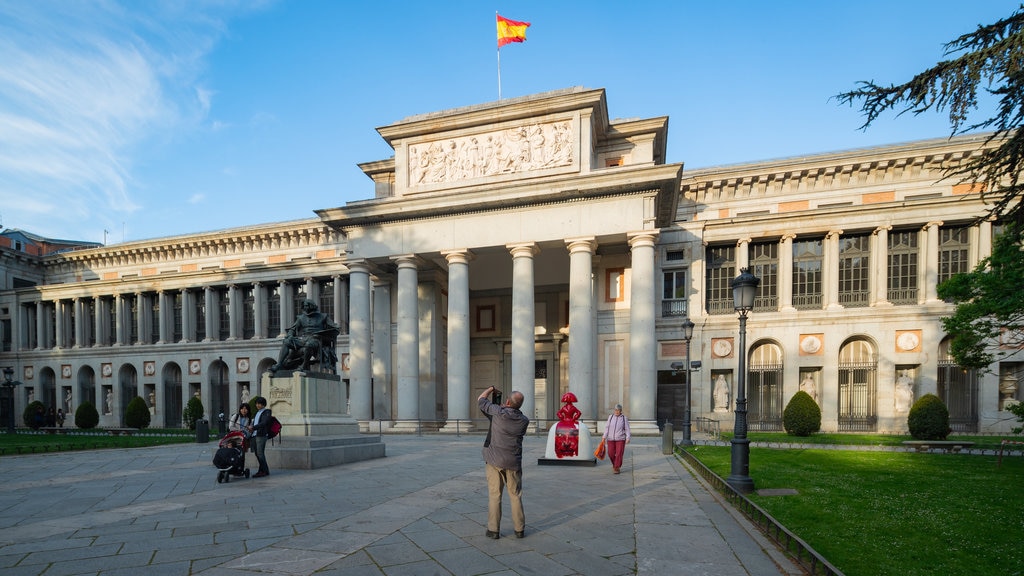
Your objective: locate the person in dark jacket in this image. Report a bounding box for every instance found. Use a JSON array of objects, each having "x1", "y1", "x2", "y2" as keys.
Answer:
[
  {"x1": 247, "y1": 396, "x2": 272, "y2": 477},
  {"x1": 478, "y1": 386, "x2": 529, "y2": 539}
]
